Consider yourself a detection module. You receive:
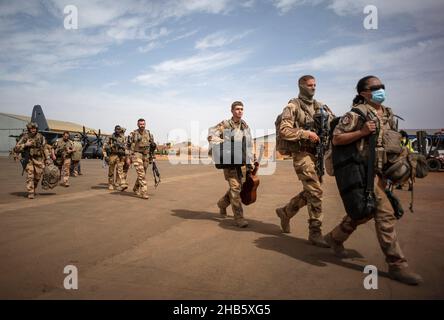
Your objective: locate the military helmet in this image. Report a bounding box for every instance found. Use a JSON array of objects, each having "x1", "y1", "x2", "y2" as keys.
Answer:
[
  {"x1": 41, "y1": 163, "x2": 61, "y2": 190},
  {"x1": 26, "y1": 122, "x2": 38, "y2": 130},
  {"x1": 73, "y1": 133, "x2": 81, "y2": 141},
  {"x1": 384, "y1": 160, "x2": 411, "y2": 184},
  {"x1": 409, "y1": 153, "x2": 429, "y2": 179},
  {"x1": 115, "y1": 125, "x2": 122, "y2": 131}
]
